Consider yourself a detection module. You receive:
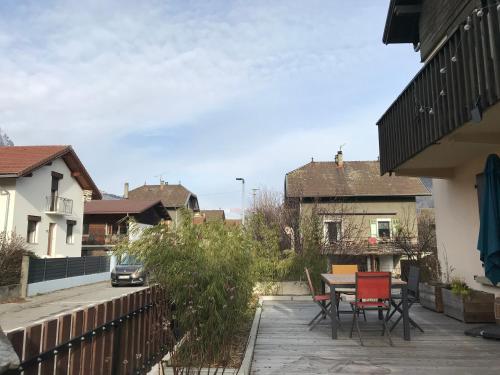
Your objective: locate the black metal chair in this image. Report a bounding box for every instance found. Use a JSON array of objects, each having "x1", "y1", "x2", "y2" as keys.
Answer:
[{"x1": 387, "y1": 265, "x2": 424, "y2": 333}]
